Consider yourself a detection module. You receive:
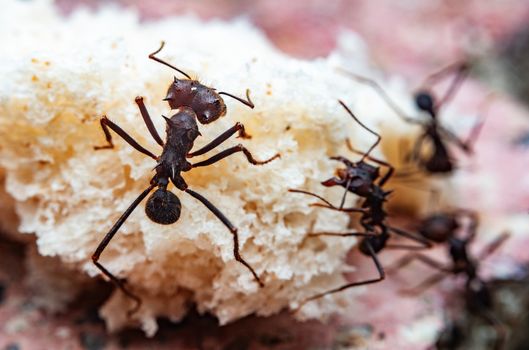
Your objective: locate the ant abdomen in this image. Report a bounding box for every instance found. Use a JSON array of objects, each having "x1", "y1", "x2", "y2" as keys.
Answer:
[
  {"x1": 419, "y1": 214, "x2": 459, "y2": 243},
  {"x1": 145, "y1": 188, "x2": 182, "y2": 225}
]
